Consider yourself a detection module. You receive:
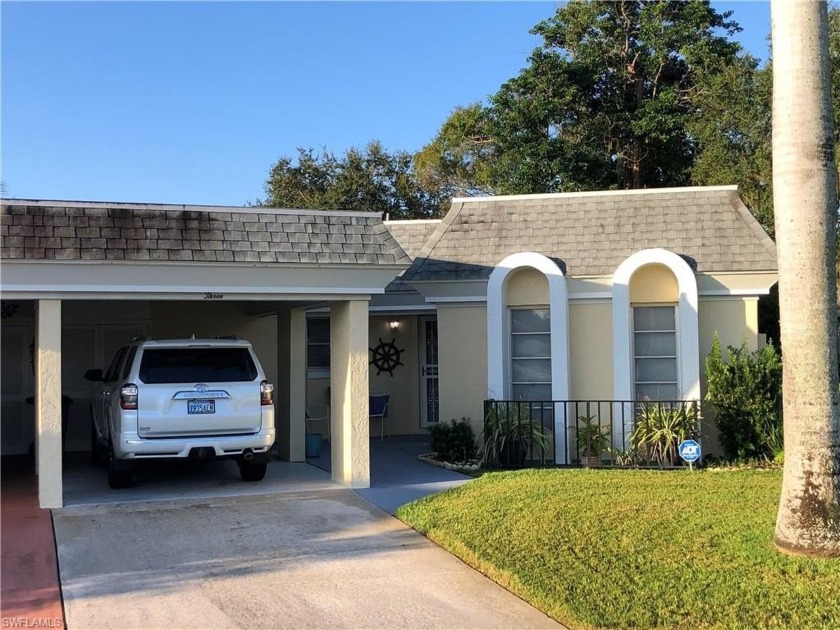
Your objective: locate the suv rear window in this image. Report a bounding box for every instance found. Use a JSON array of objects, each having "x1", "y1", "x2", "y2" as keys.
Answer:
[{"x1": 138, "y1": 348, "x2": 258, "y2": 384}]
